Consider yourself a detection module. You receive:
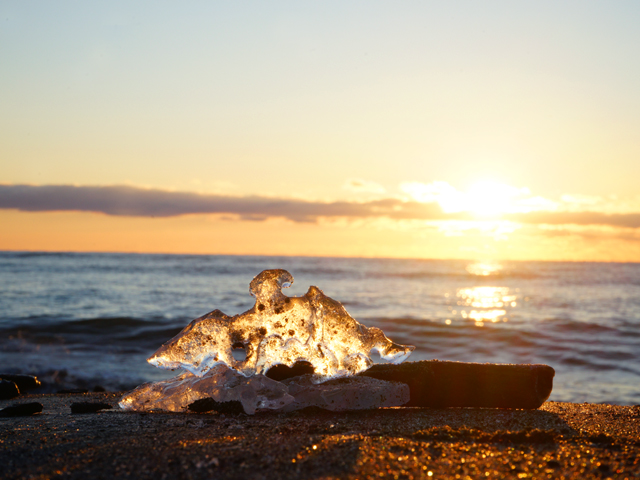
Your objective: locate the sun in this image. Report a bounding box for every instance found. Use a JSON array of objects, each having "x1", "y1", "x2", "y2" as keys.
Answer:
[
  {"x1": 465, "y1": 180, "x2": 523, "y2": 217},
  {"x1": 401, "y1": 179, "x2": 533, "y2": 217}
]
